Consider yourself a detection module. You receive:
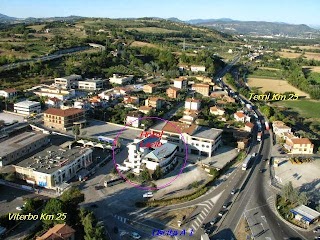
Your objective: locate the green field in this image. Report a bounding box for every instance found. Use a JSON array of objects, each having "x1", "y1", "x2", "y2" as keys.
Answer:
[
  {"x1": 273, "y1": 100, "x2": 320, "y2": 119},
  {"x1": 127, "y1": 27, "x2": 179, "y2": 33}
]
